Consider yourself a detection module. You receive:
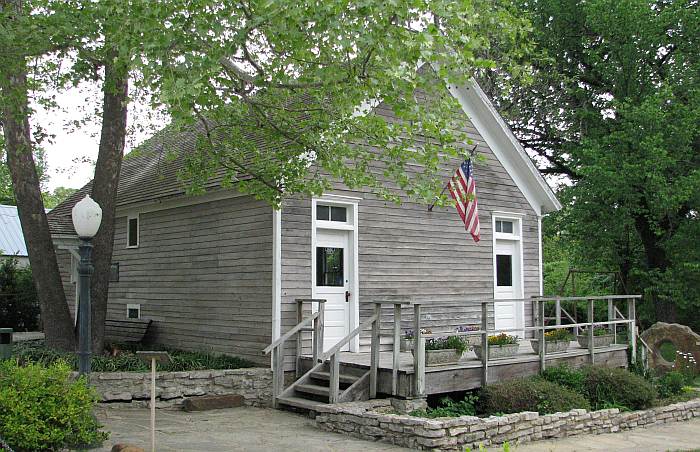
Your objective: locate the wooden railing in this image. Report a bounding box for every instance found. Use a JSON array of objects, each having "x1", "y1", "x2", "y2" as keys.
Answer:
[
  {"x1": 262, "y1": 298, "x2": 326, "y2": 408},
  {"x1": 418, "y1": 295, "x2": 640, "y2": 388}
]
